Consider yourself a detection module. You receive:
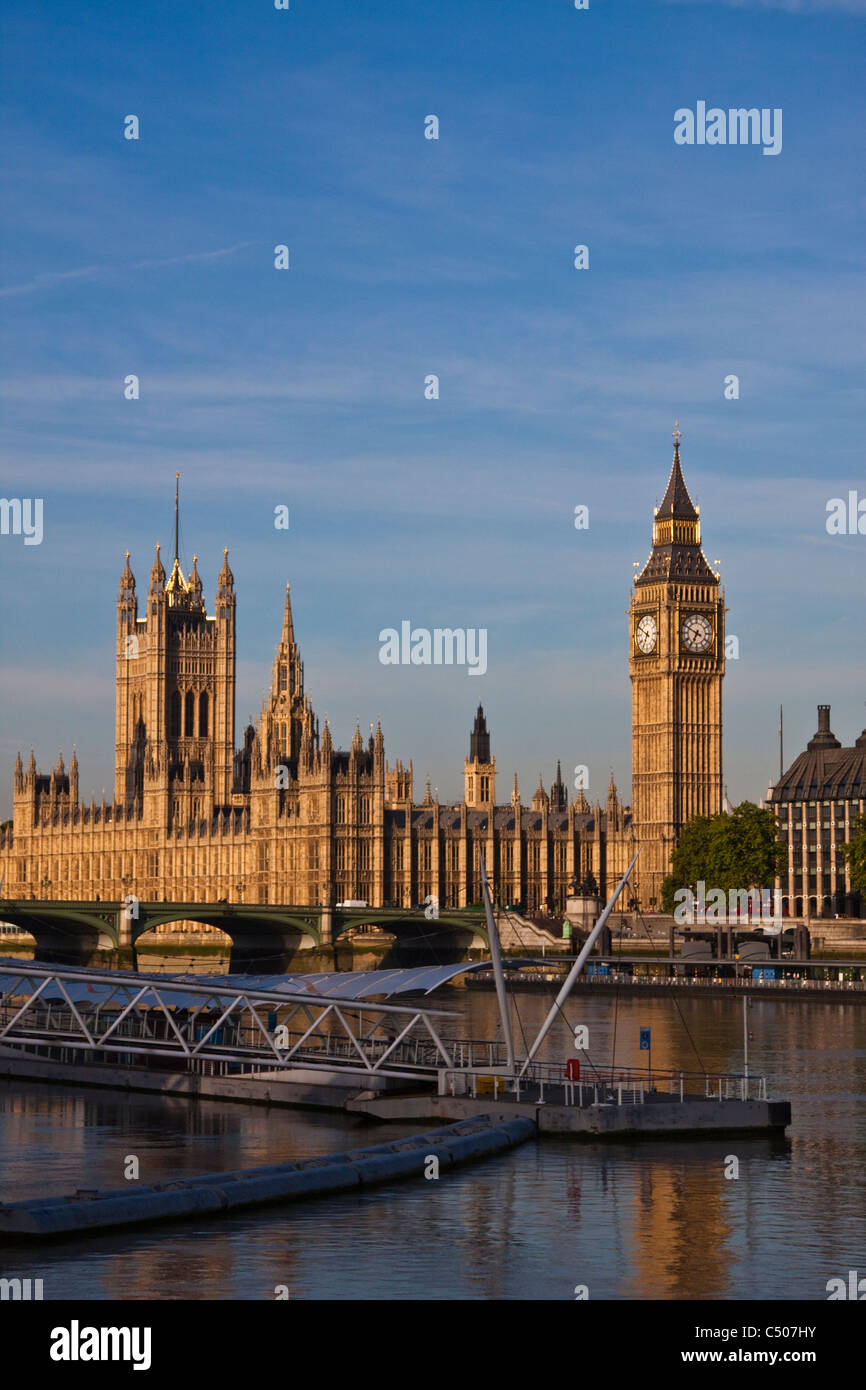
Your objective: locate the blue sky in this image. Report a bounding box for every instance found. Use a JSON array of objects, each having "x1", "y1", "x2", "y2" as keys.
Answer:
[{"x1": 1, "y1": 0, "x2": 864, "y2": 818}]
